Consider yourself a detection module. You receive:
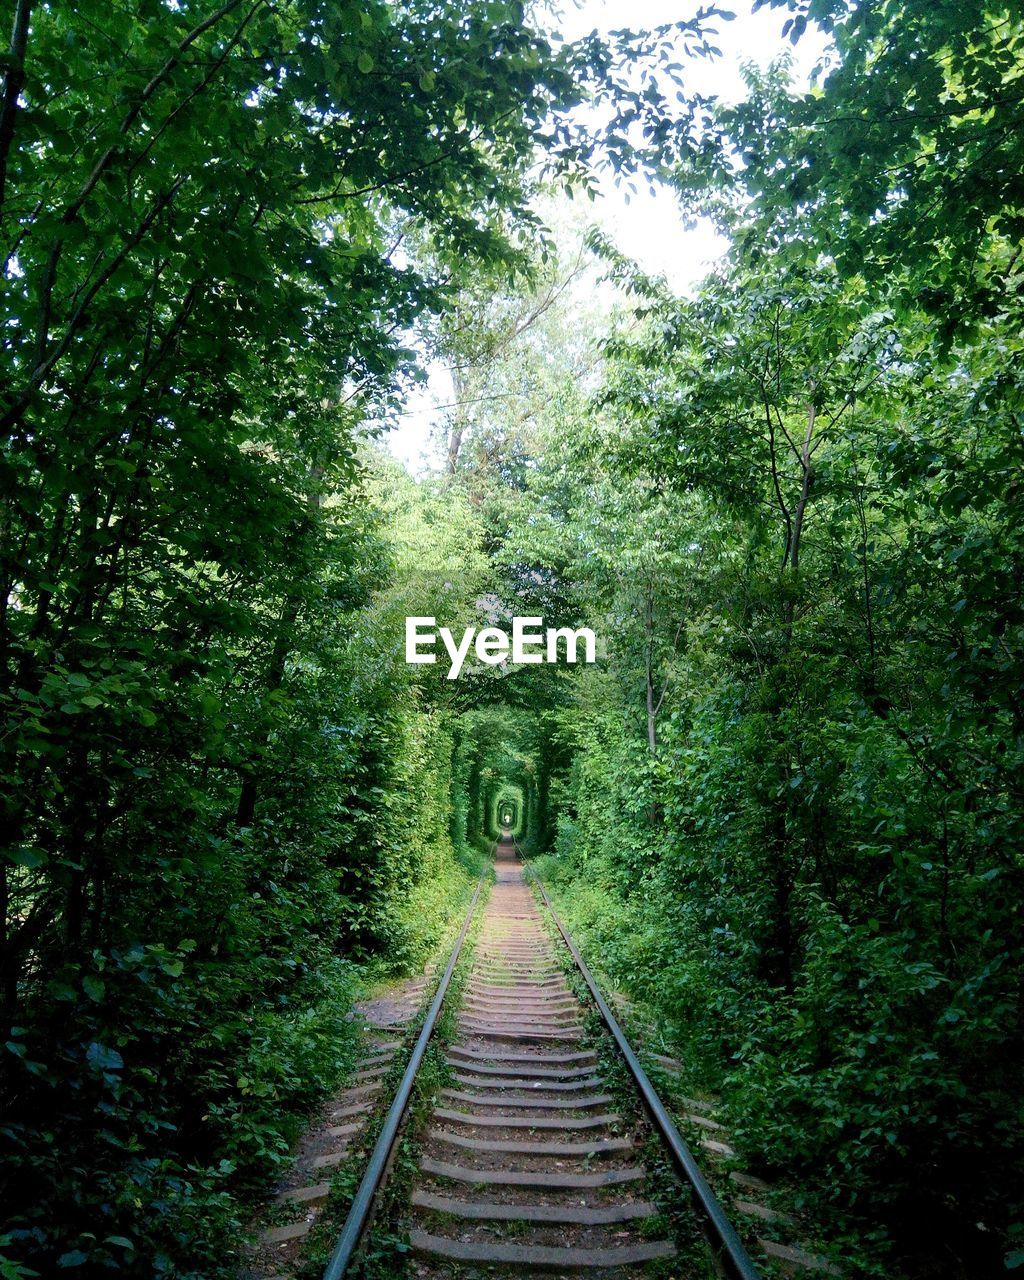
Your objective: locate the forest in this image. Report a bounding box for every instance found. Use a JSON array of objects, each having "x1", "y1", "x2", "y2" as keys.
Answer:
[{"x1": 1, "y1": 0, "x2": 1022, "y2": 1277}]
